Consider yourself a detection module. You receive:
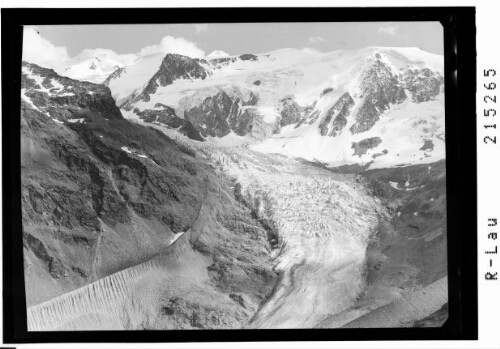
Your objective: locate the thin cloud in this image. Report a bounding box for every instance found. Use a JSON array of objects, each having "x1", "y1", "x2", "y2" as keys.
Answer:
[
  {"x1": 193, "y1": 24, "x2": 209, "y2": 33},
  {"x1": 309, "y1": 36, "x2": 326, "y2": 44},
  {"x1": 378, "y1": 23, "x2": 400, "y2": 36}
]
